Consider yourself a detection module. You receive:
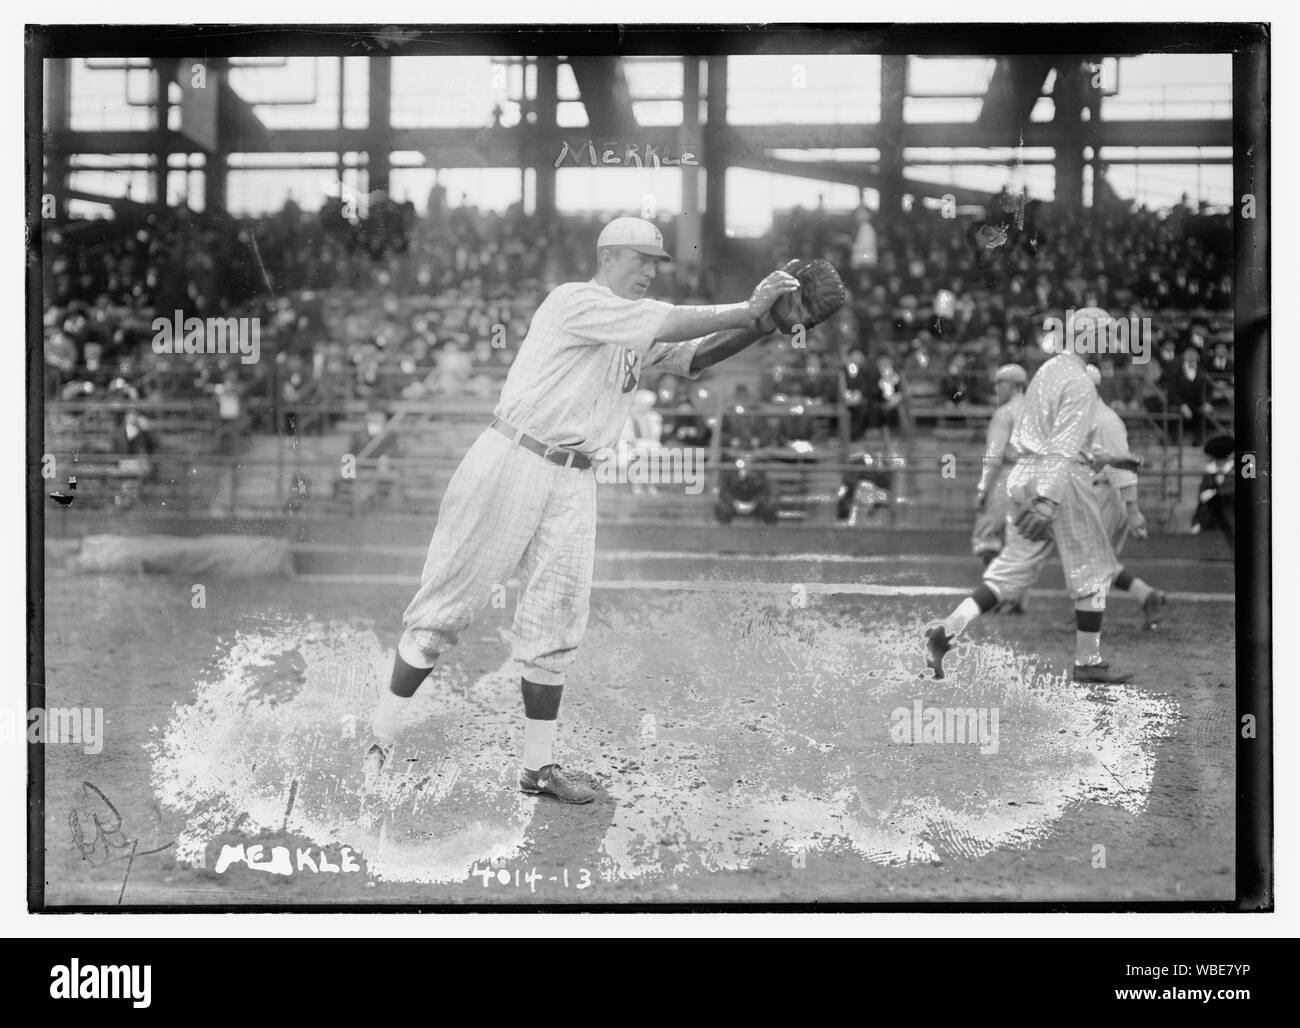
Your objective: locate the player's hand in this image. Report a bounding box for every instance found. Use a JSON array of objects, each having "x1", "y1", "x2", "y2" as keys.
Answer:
[
  {"x1": 1014, "y1": 496, "x2": 1057, "y2": 542},
  {"x1": 747, "y1": 271, "x2": 800, "y2": 320},
  {"x1": 1126, "y1": 505, "x2": 1149, "y2": 540}
]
